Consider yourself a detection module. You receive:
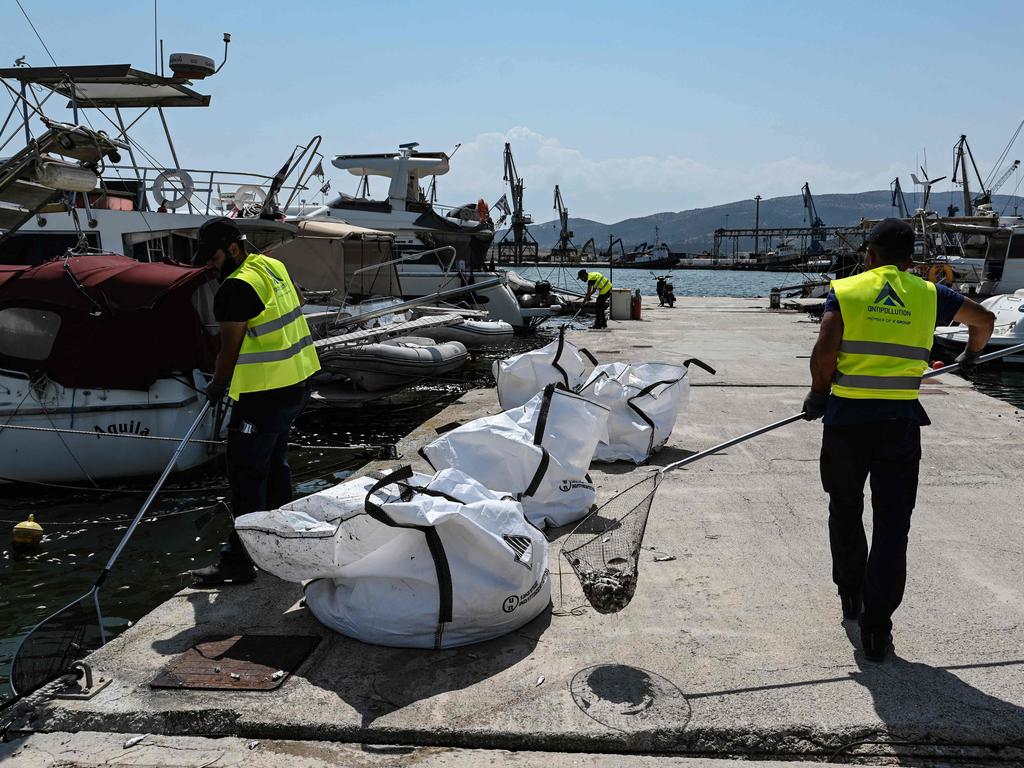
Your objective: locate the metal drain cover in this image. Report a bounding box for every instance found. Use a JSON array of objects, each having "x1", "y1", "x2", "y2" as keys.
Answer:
[{"x1": 151, "y1": 634, "x2": 320, "y2": 691}]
